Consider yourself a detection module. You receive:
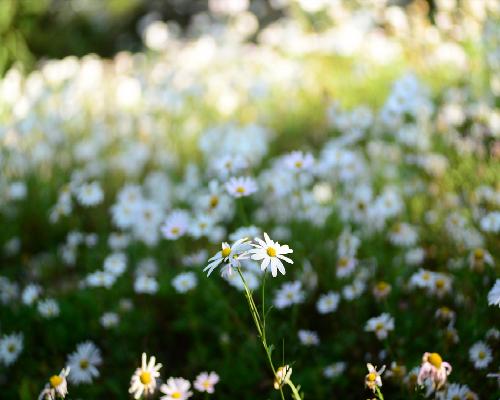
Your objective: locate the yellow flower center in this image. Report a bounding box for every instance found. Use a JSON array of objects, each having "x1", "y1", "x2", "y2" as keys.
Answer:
[
  {"x1": 267, "y1": 247, "x2": 277, "y2": 257},
  {"x1": 203, "y1": 381, "x2": 211, "y2": 388},
  {"x1": 7, "y1": 344, "x2": 15, "y2": 352},
  {"x1": 79, "y1": 359, "x2": 89, "y2": 369},
  {"x1": 209, "y1": 195, "x2": 219, "y2": 208},
  {"x1": 172, "y1": 392, "x2": 182, "y2": 399},
  {"x1": 294, "y1": 160, "x2": 303, "y2": 168},
  {"x1": 375, "y1": 322, "x2": 384, "y2": 331},
  {"x1": 140, "y1": 371, "x2": 152, "y2": 385},
  {"x1": 478, "y1": 351, "x2": 485, "y2": 359},
  {"x1": 435, "y1": 279, "x2": 445, "y2": 289},
  {"x1": 171, "y1": 227, "x2": 180, "y2": 235},
  {"x1": 367, "y1": 372, "x2": 377, "y2": 382},
  {"x1": 49, "y1": 375, "x2": 63, "y2": 388},
  {"x1": 221, "y1": 247, "x2": 231, "y2": 258},
  {"x1": 474, "y1": 248, "x2": 484, "y2": 259},
  {"x1": 440, "y1": 306, "x2": 450, "y2": 315},
  {"x1": 338, "y1": 257, "x2": 348, "y2": 267},
  {"x1": 236, "y1": 186, "x2": 245, "y2": 194},
  {"x1": 376, "y1": 282, "x2": 389, "y2": 291},
  {"x1": 428, "y1": 353, "x2": 442, "y2": 368}
]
